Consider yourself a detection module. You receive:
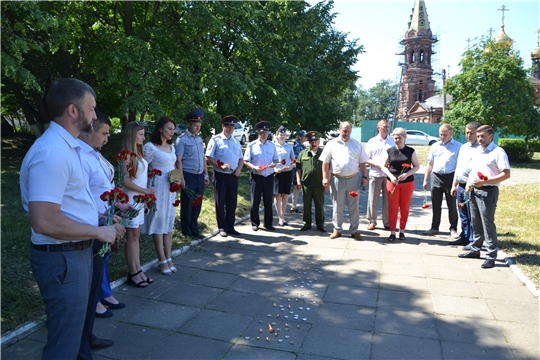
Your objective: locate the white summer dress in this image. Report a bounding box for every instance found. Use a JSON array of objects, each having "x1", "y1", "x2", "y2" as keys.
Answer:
[{"x1": 124, "y1": 157, "x2": 148, "y2": 229}]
